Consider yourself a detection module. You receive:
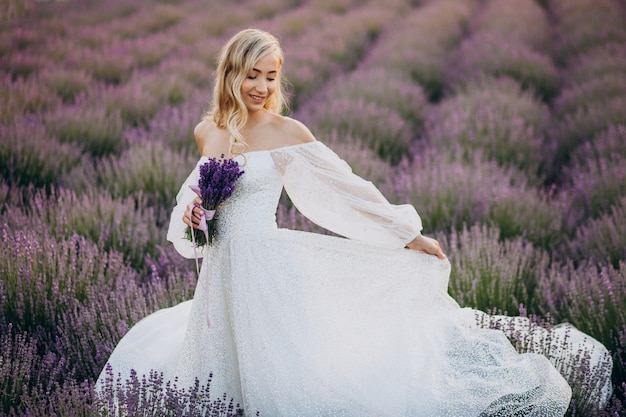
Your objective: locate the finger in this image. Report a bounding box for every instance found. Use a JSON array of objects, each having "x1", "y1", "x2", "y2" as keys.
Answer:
[{"x1": 192, "y1": 207, "x2": 203, "y2": 219}]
